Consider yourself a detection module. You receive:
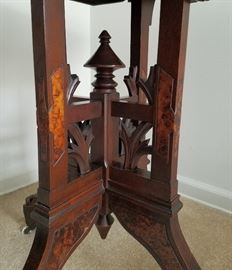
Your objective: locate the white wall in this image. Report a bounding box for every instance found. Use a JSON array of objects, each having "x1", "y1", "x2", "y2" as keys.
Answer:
[
  {"x1": 0, "y1": 0, "x2": 91, "y2": 195},
  {"x1": 90, "y1": 2, "x2": 130, "y2": 97},
  {"x1": 0, "y1": 0, "x2": 37, "y2": 195},
  {"x1": 65, "y1": 1, "x2": 91, "y2": 96},
  {"x1": 90, "y1": 0, "x2": 232, "y2": 212},
  {"x1": 178, "y1": 0, "x2": 232, "y2": 212}
]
